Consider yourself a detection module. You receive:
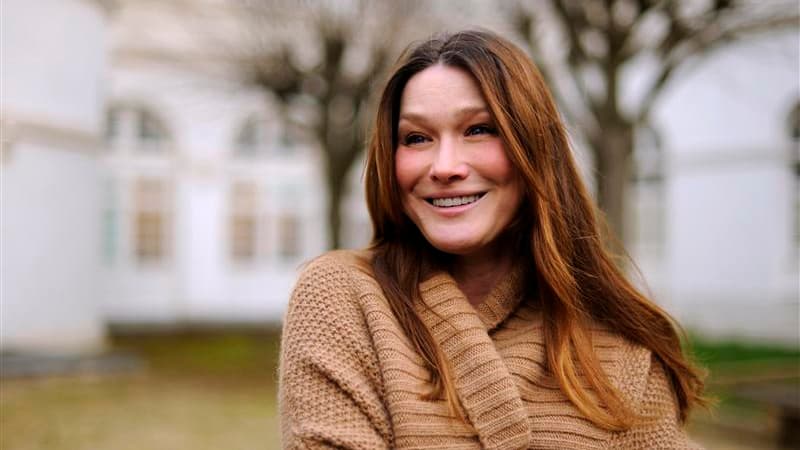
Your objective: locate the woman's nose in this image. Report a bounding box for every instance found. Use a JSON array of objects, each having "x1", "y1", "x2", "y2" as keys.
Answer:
[{"x1": 430, "y1": 137, "x2": 468, "y2": 183}]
